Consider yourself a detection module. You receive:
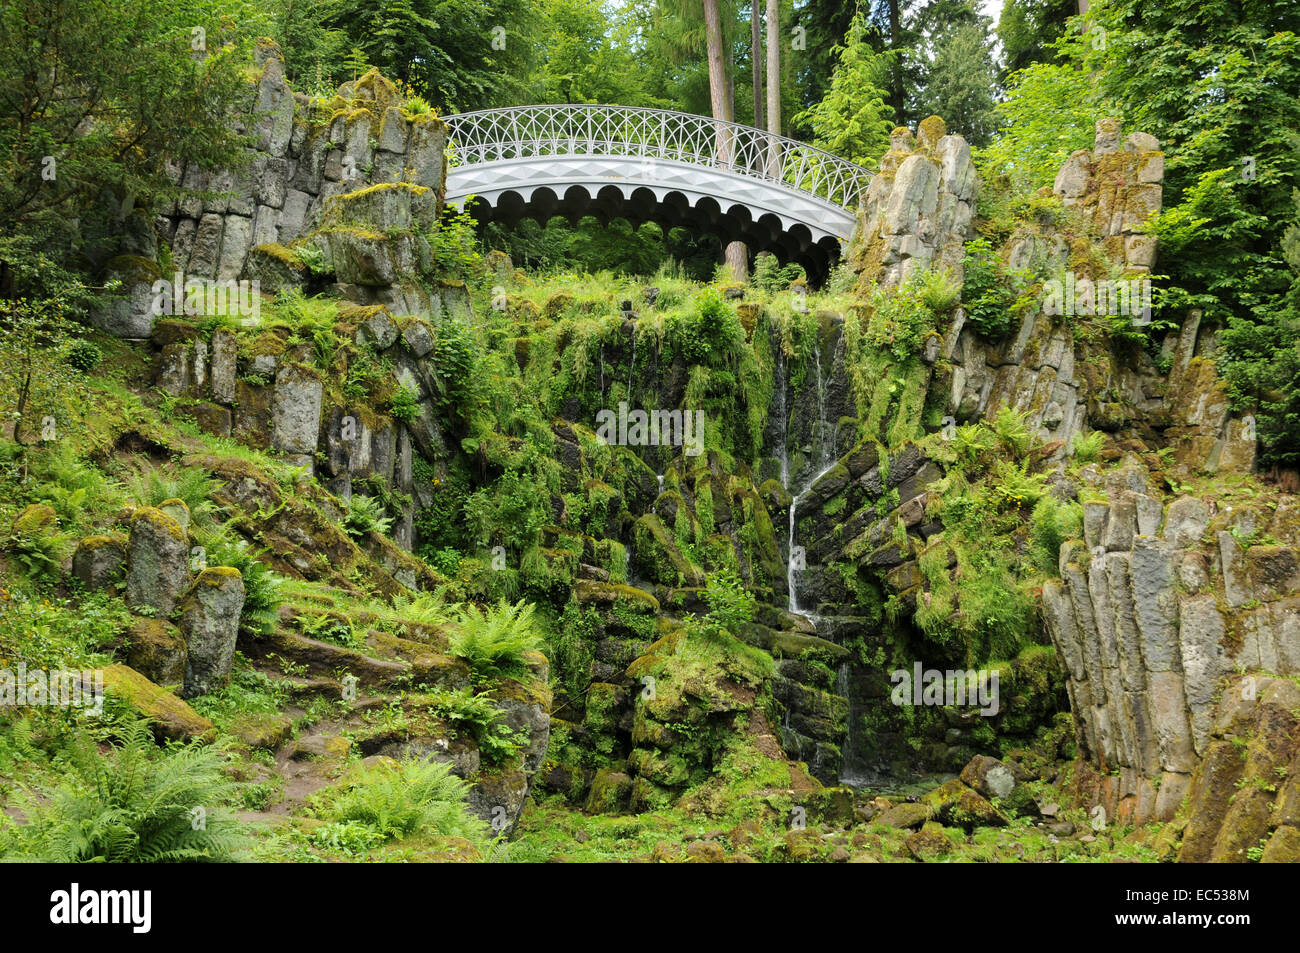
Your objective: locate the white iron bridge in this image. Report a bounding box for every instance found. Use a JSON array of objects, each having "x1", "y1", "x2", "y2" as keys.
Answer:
[{"x1": 442, "y1": 104, "x2": 872, "y2": 283}]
